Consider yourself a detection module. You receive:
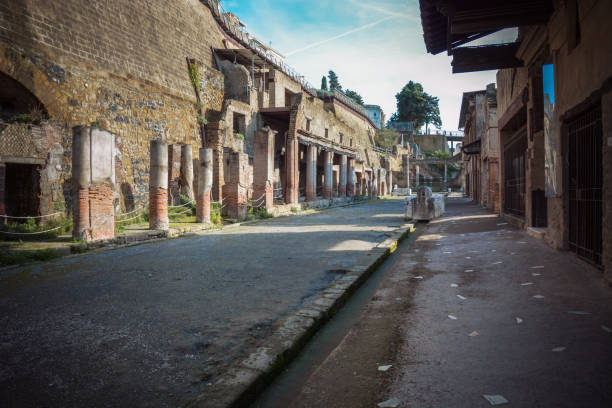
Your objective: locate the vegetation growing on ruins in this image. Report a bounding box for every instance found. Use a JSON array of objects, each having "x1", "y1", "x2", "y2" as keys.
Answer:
[
  {"x1": 389, "y1": 81, "x2": 441, "y2": 132},
  {"x1": 374, "y1": 128, "x2": 401, "y2": 150},
  {"x1": 327, "y1": 70, "x2": 342, "y2": 91},
  {"x1": 344, "y1": 89, "x2": 364, "y2": 105}
]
